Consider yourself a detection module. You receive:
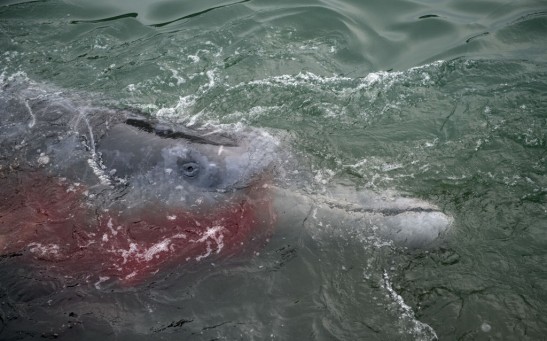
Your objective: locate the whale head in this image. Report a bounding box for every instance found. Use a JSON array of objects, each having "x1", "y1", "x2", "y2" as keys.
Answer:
[{"x1": 97, "y1": 118, "x2": 278, "y2": 211}]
